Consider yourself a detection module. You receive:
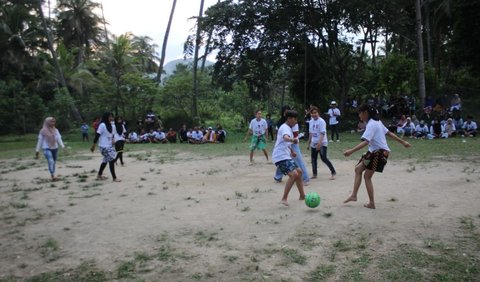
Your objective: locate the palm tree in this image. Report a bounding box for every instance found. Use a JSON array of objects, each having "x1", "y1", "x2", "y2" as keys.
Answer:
[
  {"x1": 103, "y1": 33, "x2": 136, "y2": 116},
  {"x1": 132, "y1": 35, "x2": 159, "y2": 73},
  {"x1": 55, "y1": 0, "x2": 103, "y2": 66},
  {"x1": 38, "y1": 0, "x2": 82, "y2": 121},
  {"x1": 156, "y1": 0, "x2": 177, "y2": 84}
]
